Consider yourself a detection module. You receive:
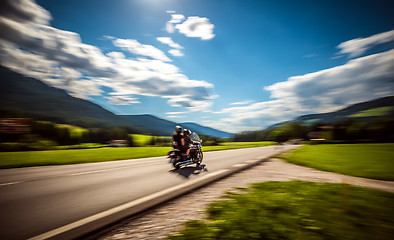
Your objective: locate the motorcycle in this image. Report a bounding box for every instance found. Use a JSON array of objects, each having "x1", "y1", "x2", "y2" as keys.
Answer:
[{"x1": 168, "y1": 132, "x2": 203, "y2": 169}]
